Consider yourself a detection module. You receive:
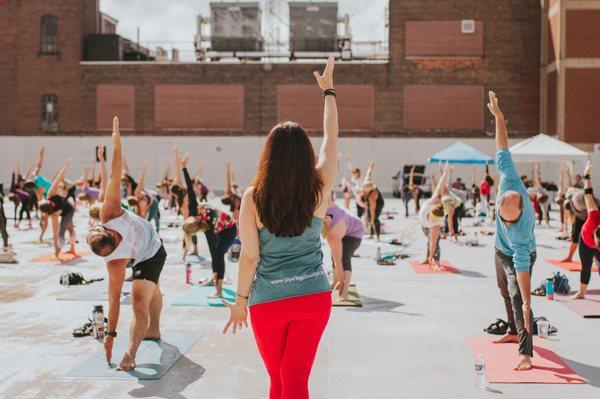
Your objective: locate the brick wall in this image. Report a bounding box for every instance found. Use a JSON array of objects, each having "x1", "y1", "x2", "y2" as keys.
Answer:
[
  {"x1": 0, "y1": 0, "x2": 542, "y2": 139},
  {"x1": 0, "y1": 0, "x2": 17, "y2": 133}
]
